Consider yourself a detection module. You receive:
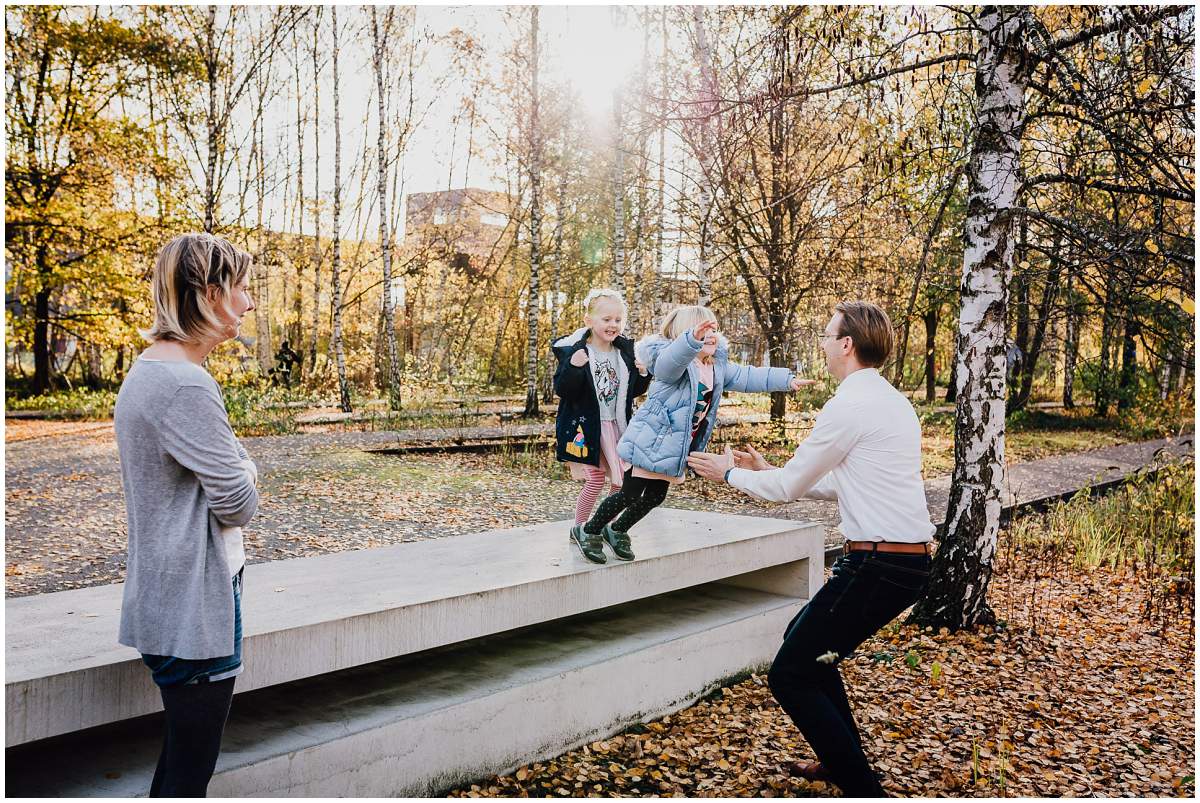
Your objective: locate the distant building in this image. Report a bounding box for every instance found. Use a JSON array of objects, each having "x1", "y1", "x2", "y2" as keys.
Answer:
[{"x1": 403, "y1": 188, "x2": 515, "y2": 277}]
